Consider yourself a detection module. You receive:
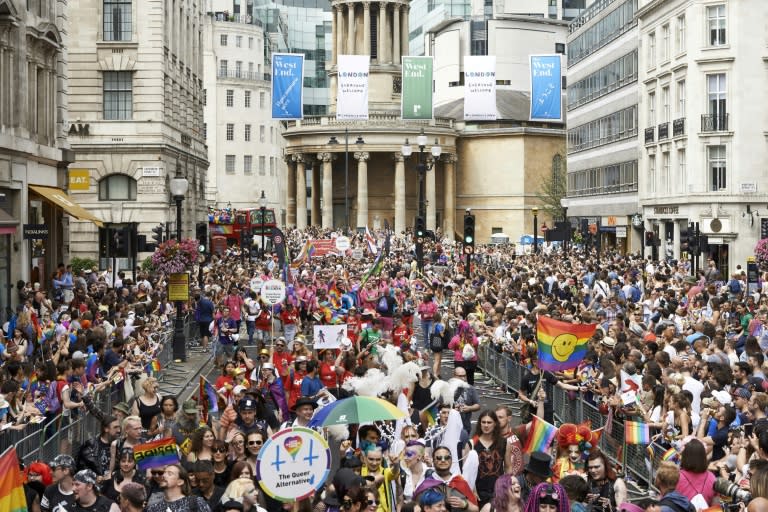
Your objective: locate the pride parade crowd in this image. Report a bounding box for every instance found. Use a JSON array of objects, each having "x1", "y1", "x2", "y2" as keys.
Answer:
[{"x1": 5, "y1": 226, "x2": 768, "y2": 512}]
